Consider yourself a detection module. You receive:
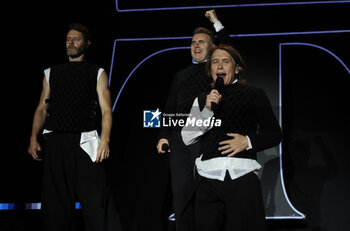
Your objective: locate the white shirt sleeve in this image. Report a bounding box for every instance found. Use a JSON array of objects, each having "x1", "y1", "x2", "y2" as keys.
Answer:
[
  {"x1": 97, "y1": 68, "x2": 104, "y2": 81},
  {"x1": 181, "y1": 97, "x2": 214, "y2": 145},
  {"x1": 44, "y1": 68, "x2": 51, "y2": 86},
  {"x1": 213, "y1": 21, "x2": 224, "y2": 32},
  {"x1": 246, "y1": 135, "x2": 253, "y2": 150}
]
